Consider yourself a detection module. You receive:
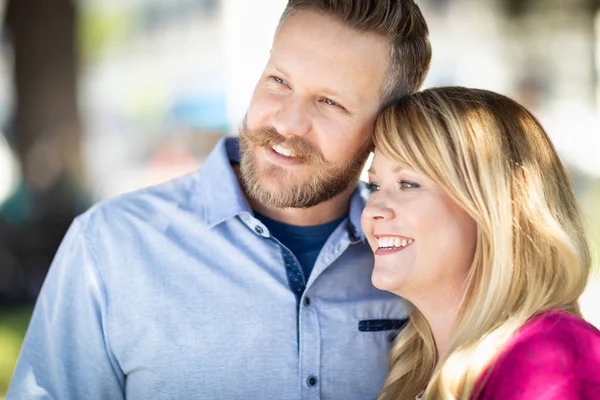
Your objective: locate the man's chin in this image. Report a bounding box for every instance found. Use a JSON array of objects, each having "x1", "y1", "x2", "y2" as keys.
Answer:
[
  {"x1": 255, "y1": 175, "x2": 305, "y2": 196},
  {"x1": 256, "y1": 165, "x2": 312, "y2": 185}
]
